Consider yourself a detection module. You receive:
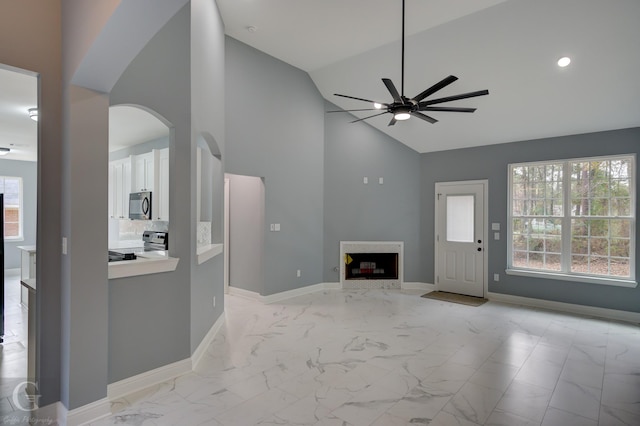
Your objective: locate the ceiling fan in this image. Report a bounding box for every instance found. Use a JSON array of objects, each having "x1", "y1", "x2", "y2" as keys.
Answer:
[{"x1": 329, "y1": 0, "x2": 489, "y2": 126}]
